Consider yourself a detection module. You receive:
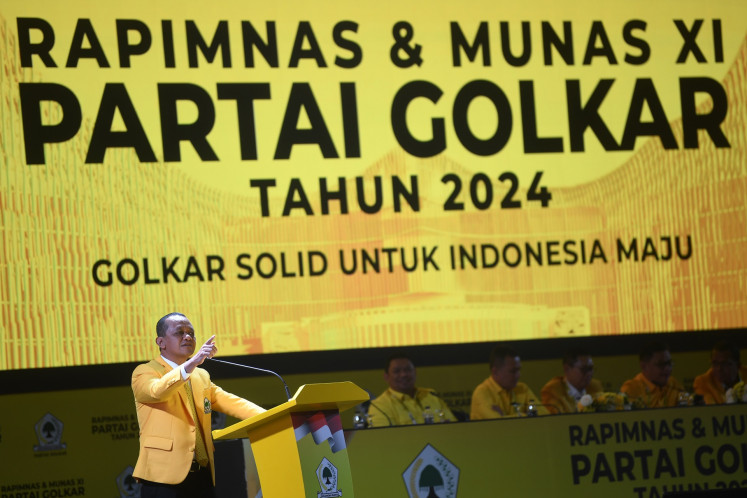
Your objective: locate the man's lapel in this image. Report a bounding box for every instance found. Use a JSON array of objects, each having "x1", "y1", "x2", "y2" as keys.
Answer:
[{"x1": 154, "y1": 357, "x2": 194, "y2": 421}]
